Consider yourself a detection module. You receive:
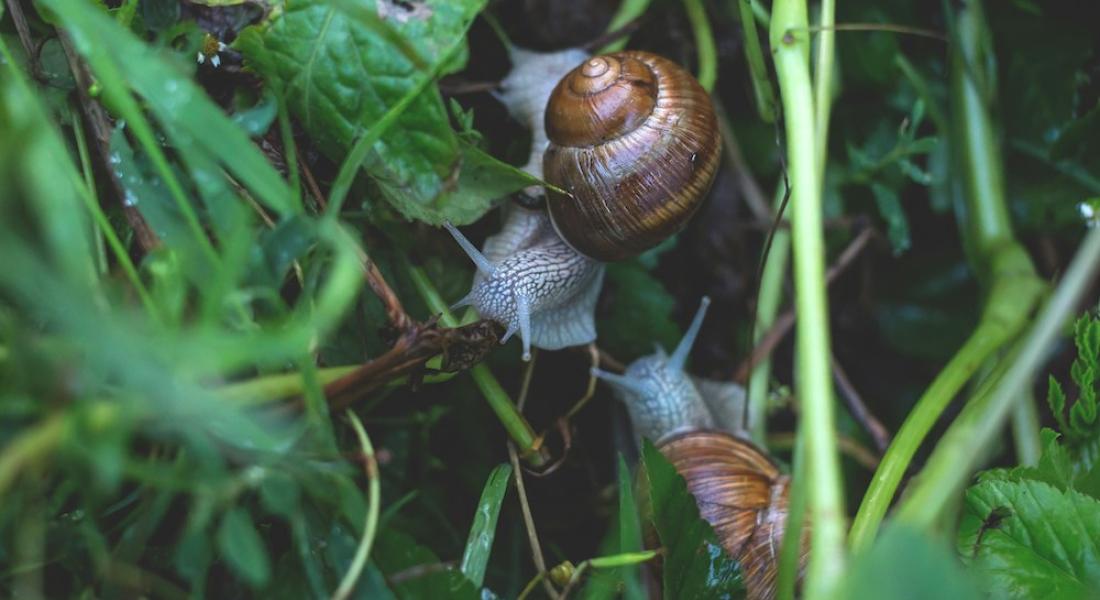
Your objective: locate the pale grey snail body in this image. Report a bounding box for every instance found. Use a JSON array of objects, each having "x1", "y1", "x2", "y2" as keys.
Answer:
[{"x1": 445, "y1": 206, "x2": 604, "y2": 360}]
